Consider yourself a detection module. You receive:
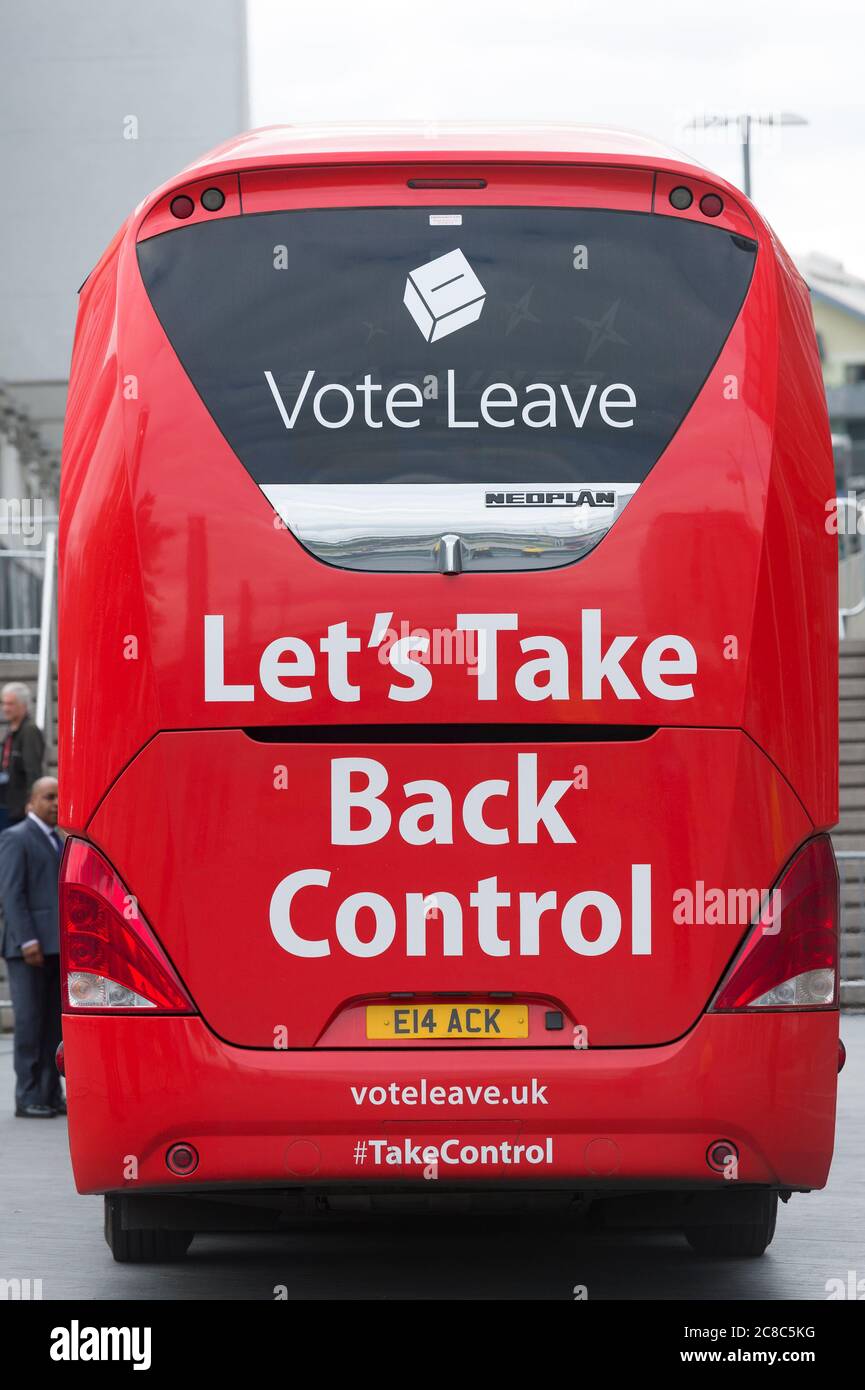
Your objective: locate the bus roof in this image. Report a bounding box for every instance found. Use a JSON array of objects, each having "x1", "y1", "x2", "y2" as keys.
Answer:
[
  {"x1": 177, "y1": 122, "x2": 704, "y2": 176},
  {"x1": 107, "y1": 121, "x2": 764, "y2": 294}
]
